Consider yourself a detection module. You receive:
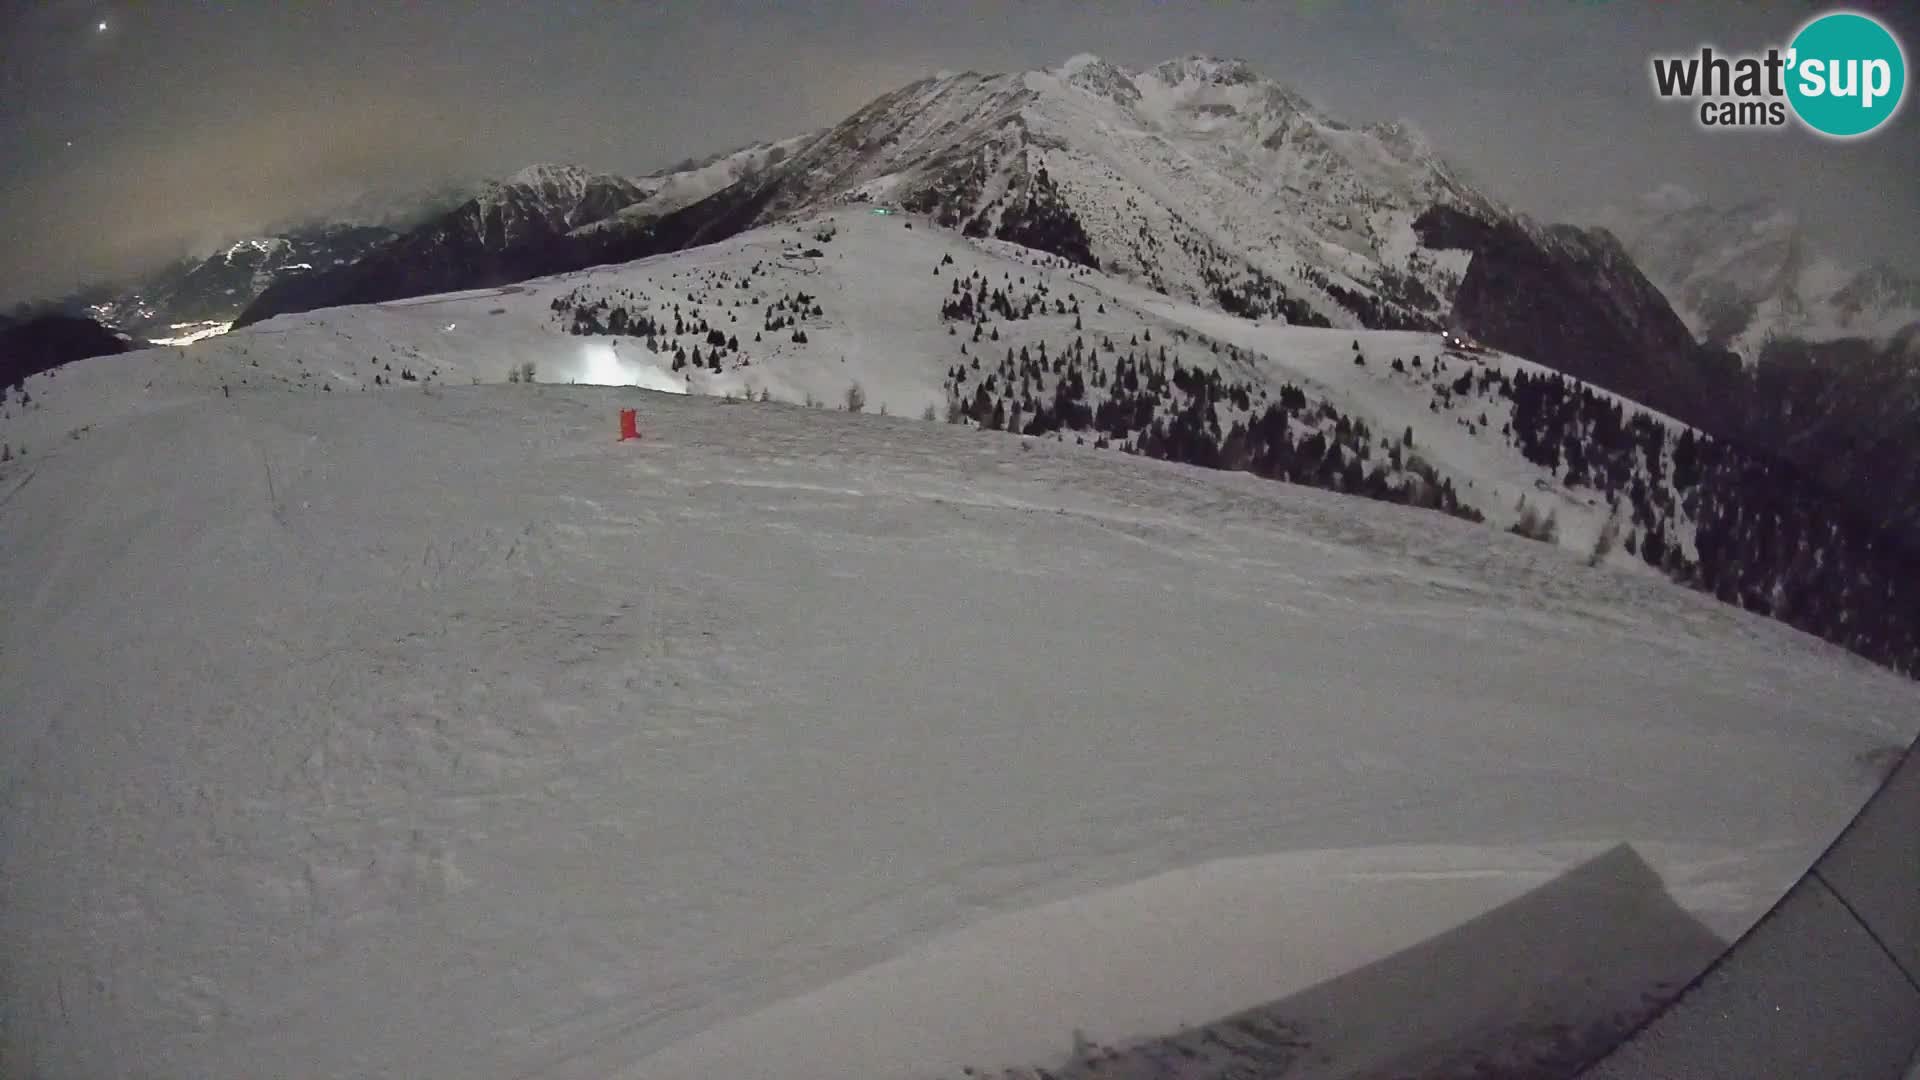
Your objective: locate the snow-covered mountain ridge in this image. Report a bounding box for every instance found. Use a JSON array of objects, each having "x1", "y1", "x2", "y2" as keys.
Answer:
[
  {"x1": 460, "y1": 163, "x2": 658, "y2": 249},
  {"x1": 18, "y1": 206, "x2": 1920, "y2": 677},
  {"x1": 227, "y1": 56, "x2": 1729, "y2": 495},
  {"x1": 69, "y1": 223, "x2": 399, "y2": 341},
  {"x1": 571, "y1": 135, "x2": 818, "y2": 236},
  {"x1": 239, "y1": 53, "x2": 1529, "y2": 333},
  {"x1": 693, "y1": 52, "x2": 1504, "y2": 331},
  {"x1": 1588, "y1": 185, "x2": 1920, "y2": 360},
  {"x1": 234, "y1": 139, "x2": 811, "y2": 328}
]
